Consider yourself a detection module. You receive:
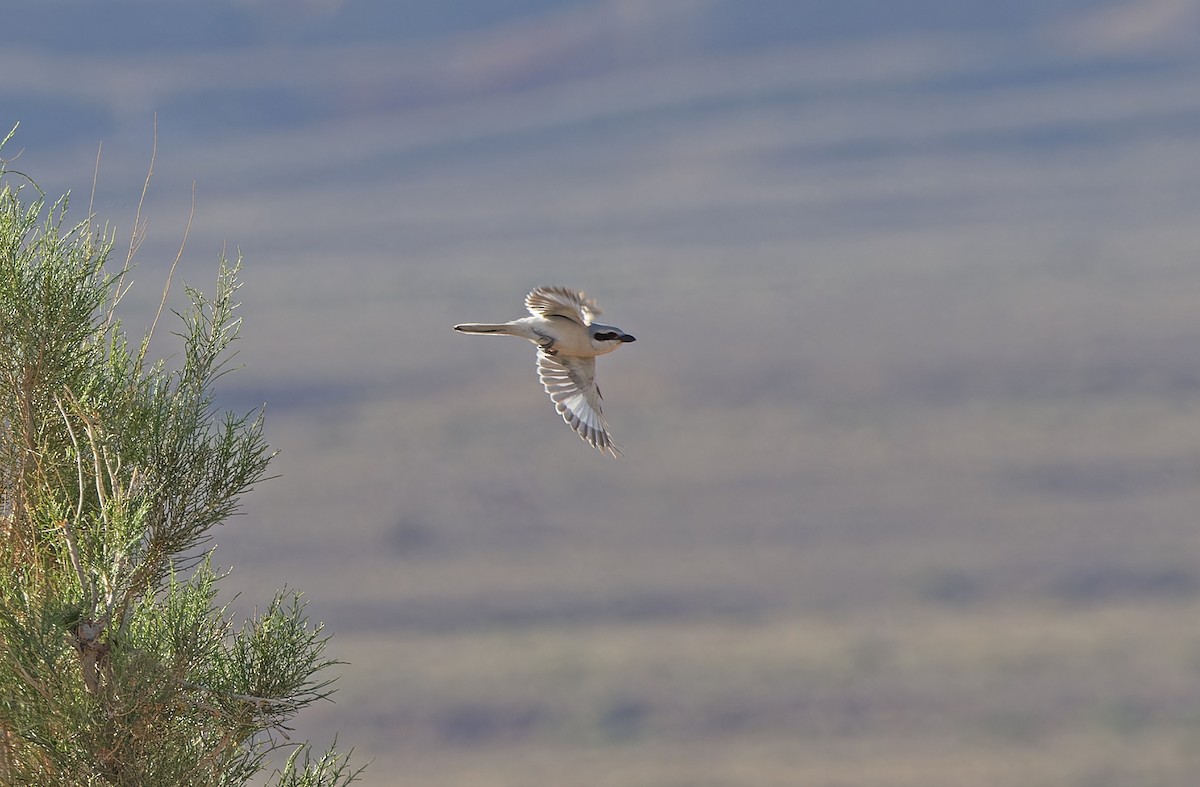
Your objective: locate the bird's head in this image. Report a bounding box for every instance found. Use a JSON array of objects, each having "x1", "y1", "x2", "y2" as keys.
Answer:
[{"x1": 589, "y1": 324, "x2": 636, "y2": 355}]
